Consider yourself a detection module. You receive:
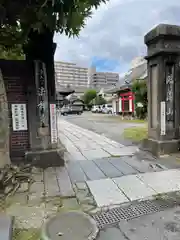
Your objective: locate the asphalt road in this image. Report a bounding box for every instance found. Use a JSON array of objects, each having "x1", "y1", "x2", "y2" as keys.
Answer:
[{"x1": 63, "y1": 112, "x2": 146, "y2": 146}]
